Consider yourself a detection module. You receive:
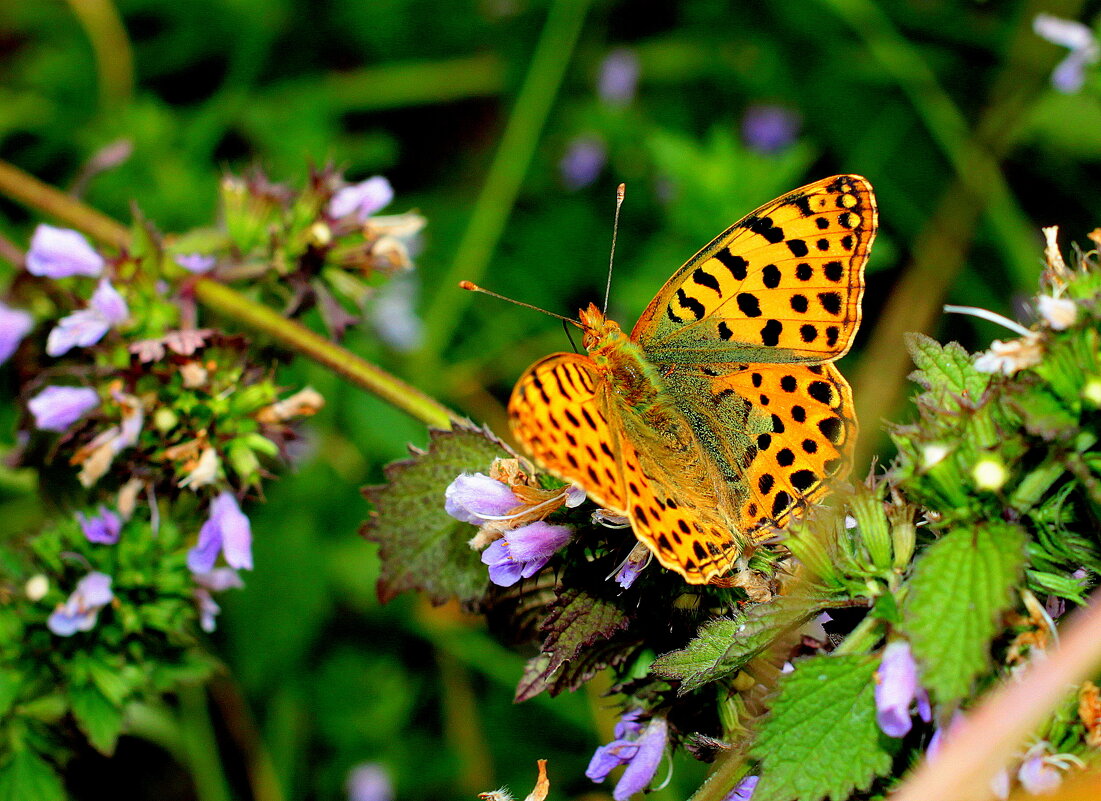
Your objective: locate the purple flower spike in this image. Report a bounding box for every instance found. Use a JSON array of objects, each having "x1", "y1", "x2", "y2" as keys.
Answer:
[
  {"x1": 347, "y1": 763, "x2": 394, "y2": 801},
  {"x1": 742, "y1": 105, "x2": 801, "y2": 154},
  {"x1": 25, "y1": 224, "x2": 105, "y2": 278},
  {"x1": 175, "y1": 253, "x2": 216, "y2": 274},
  {"x1": 725, "y1": 775, "x2": 759, "y2": 801},
  {"x1": 47, "y1": 571, "x2": 113, "y2": 636},
  {"x1": 444, "y1": 472, "x2": 520, "y2": 524},
  {"x1": 481, "y1": 521, "x2": 572, "y2": 587},
  {"x1": 77, "y1": 506, "x2": 122, "y2": 544},
  {"x1": 28, "y1": 385, "x2": 100, "y2": 431},
  {"x1": 598, "y1": 48, "x2": 640, "y2": 106},
  {"x1": 875, "y1": 640, "x2": 929, "y2": 738},
  {"x1": 560, "y1": 136, "x2": 607, "y2": 191},
  {"x1": 46, "y1": 279, "x2": 129, "y2": 356},
  {"x1": 329, "y1": 176, "x2": 394, "y2": 221},
  {"x1": 188, "y1": 492, "x2": 253, "y2": 573},
  {"x1": 0, "y1": 301, "x2": 33, "y2": 364}
]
